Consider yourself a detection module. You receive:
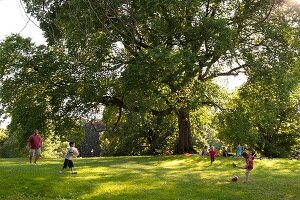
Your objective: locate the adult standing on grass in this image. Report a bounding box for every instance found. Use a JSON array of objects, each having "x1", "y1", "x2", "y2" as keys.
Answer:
[
  {"x1": 233, "y1": 151, "x2": 254, "y2": 183},
  {"x1": 27, "y1": 129, "x2": 43, "y2": 164},
  {"x1": 236, "y1": 143, "x2": 242, "y2": 157}
]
